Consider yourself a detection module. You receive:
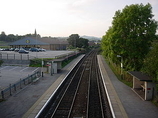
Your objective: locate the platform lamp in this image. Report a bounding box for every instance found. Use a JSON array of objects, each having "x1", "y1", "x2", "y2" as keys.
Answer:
[{"x1": 117, "y1": 55, "x2": 123, "y2": 78}]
